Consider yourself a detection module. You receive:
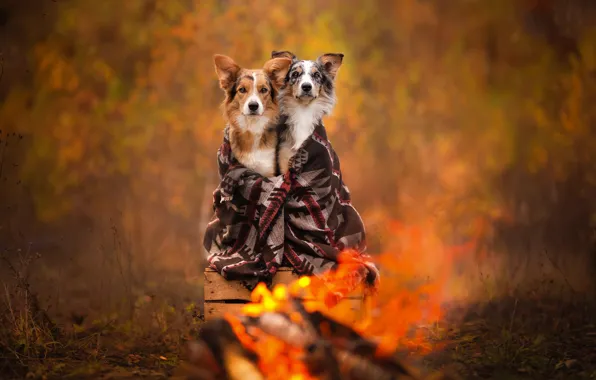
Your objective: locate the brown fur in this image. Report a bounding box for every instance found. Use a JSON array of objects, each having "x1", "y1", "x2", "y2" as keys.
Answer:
[
  {"x1": 316, "y1": 53, "x2": 343, "y2": 80},
  {"x1": 213, "y1": 55, "x2": 291, "y2": 177},
  {"x1": 277, "y1": 131, "x2": 295, "y2": 175}
]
